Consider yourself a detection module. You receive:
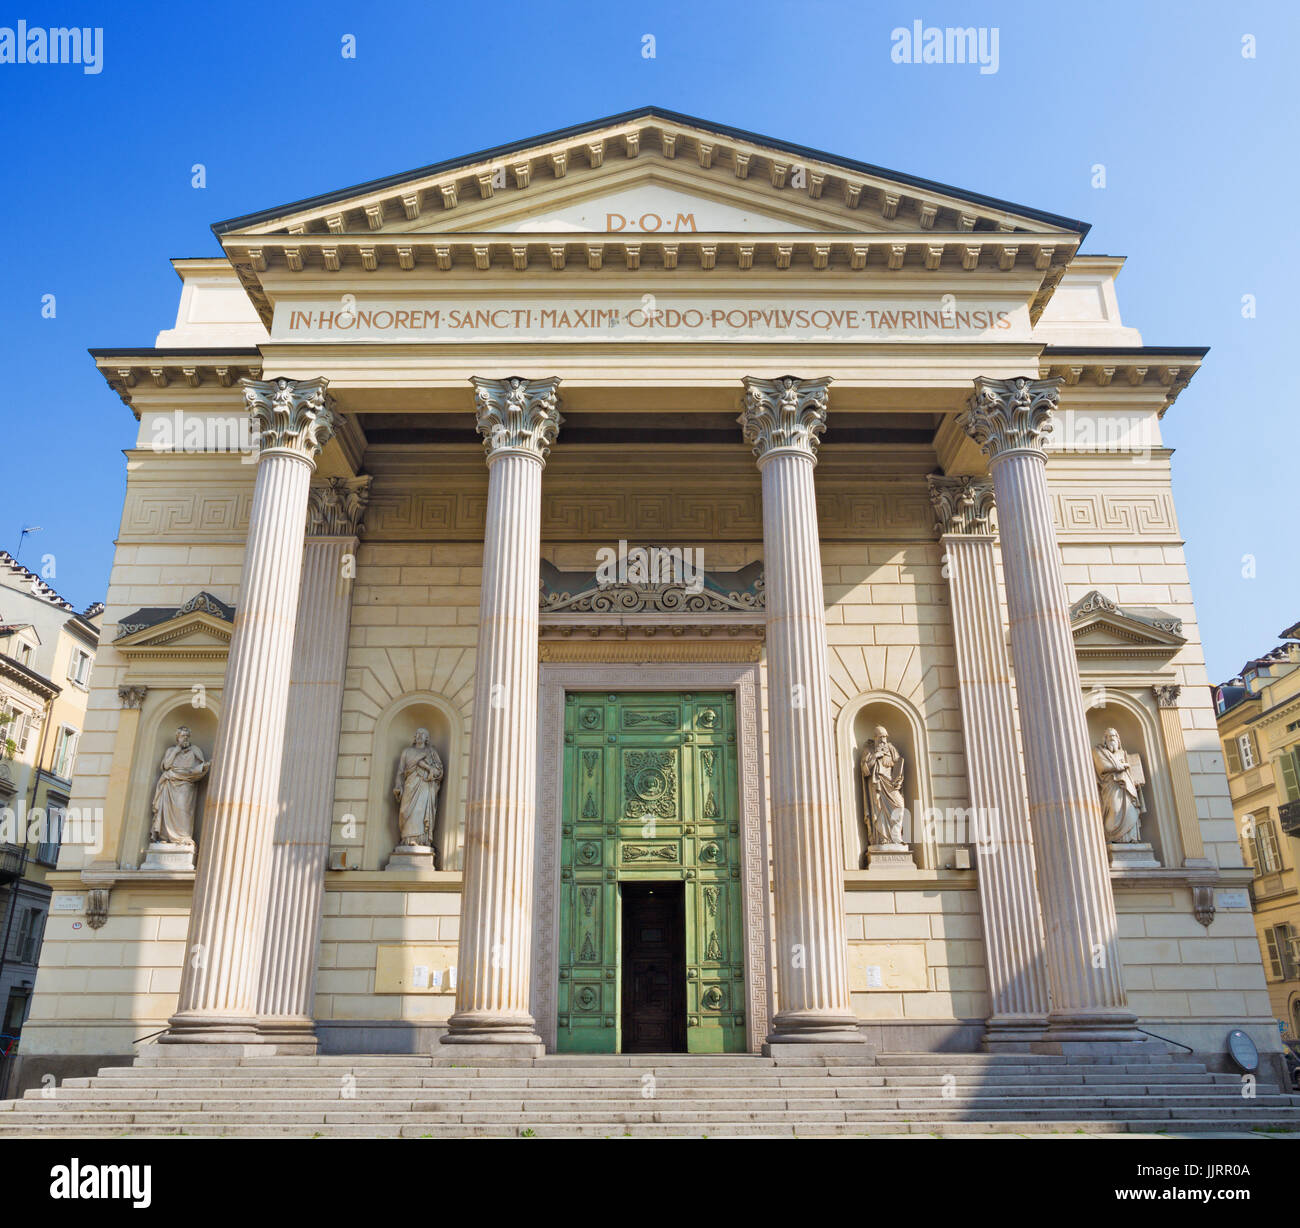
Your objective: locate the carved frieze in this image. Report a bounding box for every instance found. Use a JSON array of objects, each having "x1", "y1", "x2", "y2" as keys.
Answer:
[{"x1": 539, "y1": 558, "x2": 764, "y2": 614}]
